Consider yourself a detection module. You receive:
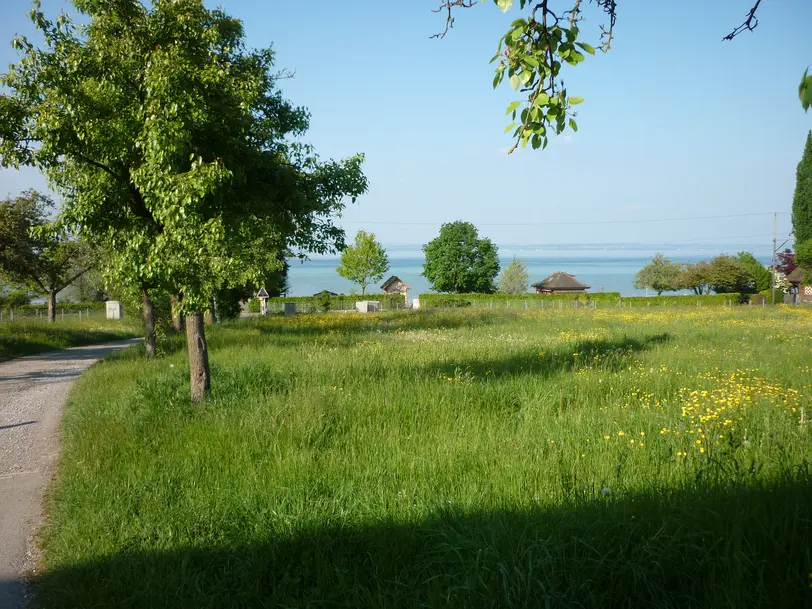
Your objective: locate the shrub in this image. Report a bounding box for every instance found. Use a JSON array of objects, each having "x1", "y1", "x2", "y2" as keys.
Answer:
[
  {"x1": 313, "y1": 291, "x2": 332, "y2": 312},
  {"x1": 418, "y1": 292, "x2": 621, "y2": 309},
  {"x1": 618, "y1": 294, "x2": 741, "y2": 307},
  {"x1": 247, "y1": 298, "x2": 261, "y2": 313}
]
